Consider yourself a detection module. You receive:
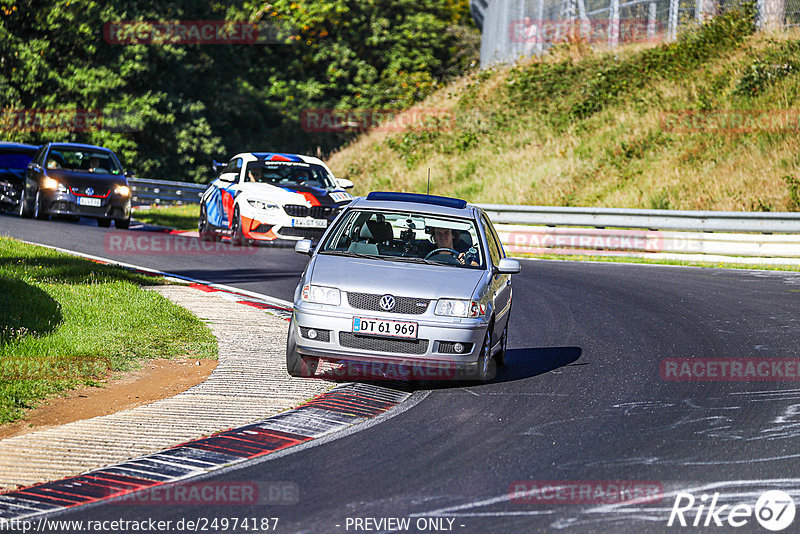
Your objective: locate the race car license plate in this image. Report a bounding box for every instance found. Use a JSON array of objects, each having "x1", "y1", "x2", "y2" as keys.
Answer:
[
  {"x1": 292, "y1": 218, "x2": 327, "y2": 228},
  {"x1": 352, "y1": 317, "x2": 418, "y2": 339},
  {"x1": 78, "y1": 197, "x2": 102, "y2": 207}
]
